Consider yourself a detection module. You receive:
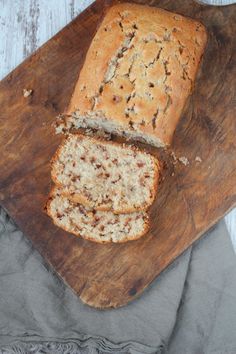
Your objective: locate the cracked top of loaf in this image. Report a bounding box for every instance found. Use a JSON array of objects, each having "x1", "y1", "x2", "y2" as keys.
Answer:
[{"x1": 66, "y1": 2, "x2": 207, "y2": 147}]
